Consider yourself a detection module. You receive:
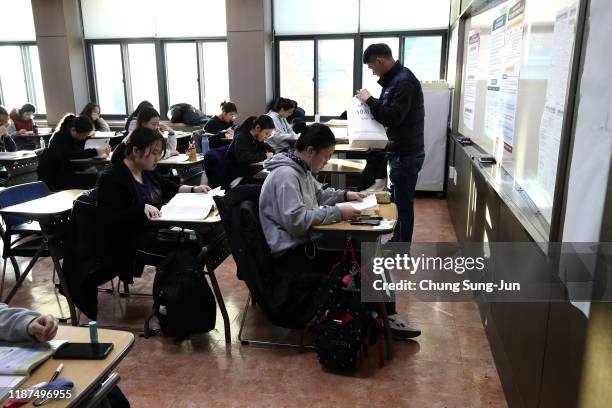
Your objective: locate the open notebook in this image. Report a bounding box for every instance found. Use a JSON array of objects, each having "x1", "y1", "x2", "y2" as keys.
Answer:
[{"x1": 160, "y1": 187, "x2": 224, "y2": 221}]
